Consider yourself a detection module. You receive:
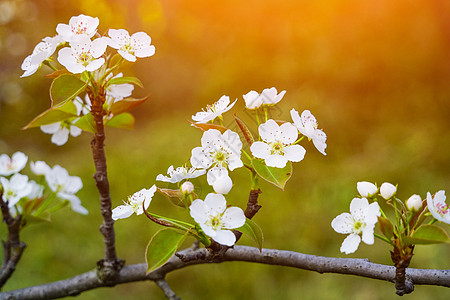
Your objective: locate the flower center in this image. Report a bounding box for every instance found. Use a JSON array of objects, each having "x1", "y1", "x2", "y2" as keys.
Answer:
[
  {"x1": 212, "y1": 150, "x2": 229, "y2": 168},
  {"x1": 353, "y1": 221, "x2": 364, "y2": 234},
  {"x1": 436, "y1": 202, "x2": 449, "y2": 216},
  {"x1": 207, "y1": 215, "x2": 223, "y2": 231},
  {"x1": 76, "y1": 48, "x2": 93, "y2": 66},
  {"x1": 72, "y1": 22, "x2": 88, "y2": 34},
  {"x1": 120, "y1": 42, "x2": 135, "y2": 55},
  {"x1": 270, "y1": 141, "x2": 285, "y2": 155}
]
